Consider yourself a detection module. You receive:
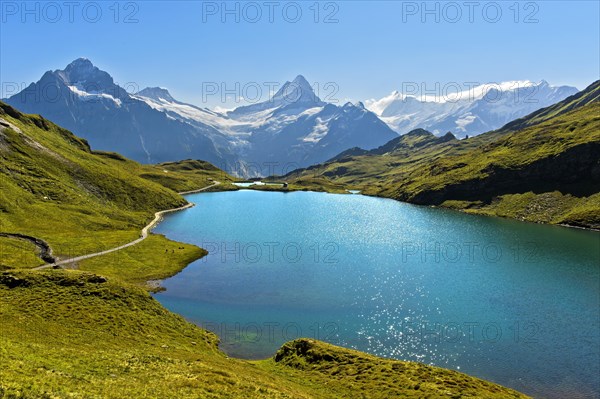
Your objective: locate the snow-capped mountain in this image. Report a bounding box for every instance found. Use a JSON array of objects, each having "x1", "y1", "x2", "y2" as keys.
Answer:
[
  {"x1": 135, "y1": 74, "x2": 398, "y2": 174},
  {"x1": 228, "y1": 75, "x2": 324, "y2": 118},
  {"x1": 133, "y1": 86, "x2": 234, "y2": 132},
  {"x1": 5, "y1": 58, "x2": 237, "y2": 168},
  {"x1": 6, "y1": 60, "x2": 397, "y2": 176},
  {"x1": 5, "y1": 58, "x2": 580, "y2": 177},
  {"x1": 366, "y1": 81, "x2": 578, "y2": 138}
]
